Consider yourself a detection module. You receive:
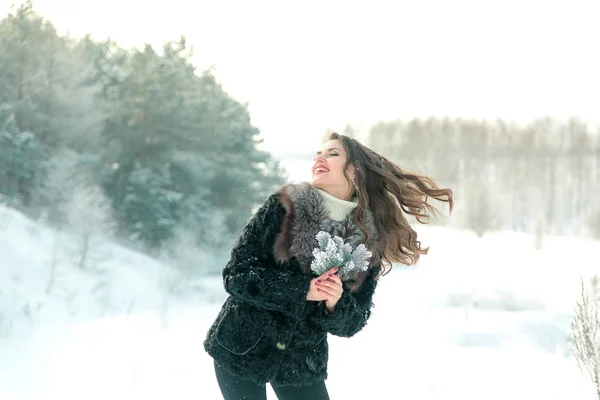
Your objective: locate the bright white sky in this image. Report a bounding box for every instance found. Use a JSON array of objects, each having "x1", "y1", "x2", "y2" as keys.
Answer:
[{"x1": 2, "y1": 0, "x2": 599, "y2": 152}]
